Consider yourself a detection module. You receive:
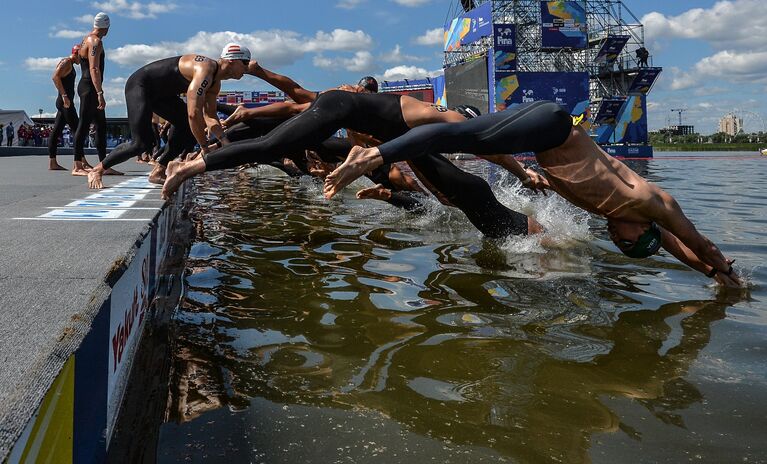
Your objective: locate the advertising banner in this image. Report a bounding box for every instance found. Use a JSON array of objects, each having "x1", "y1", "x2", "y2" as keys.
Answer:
[
  {"x1": 432, "y1": 75, "x2": 446, "y2": 106},
  {"x1": 627, "y1": 68, "x2": 662, "y2": 94},
  {"x1": 494, "y1": 71, "x2": 589, "y2": 114},
  {"x1": 444, "y1": 2, "x2": 492, "y2": 51},
  {"x1": 613, "y1": 95, "x2": 648, "y2": 144},
  {"x1": 493, "y1": 24, "x2": 517, "y2": 71},
  {"x1": 106, "y1": 237, "x2": 153, "y2": 443},
  {"x1": 594, "y1": 36, "x2": 629, "y2": 66},
  {"x1": 594, "y1": 98, "x2": 626, "y2": 124},
  {"x1": 541, "y1": 1, "x2": 587, "y2": 49}
]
